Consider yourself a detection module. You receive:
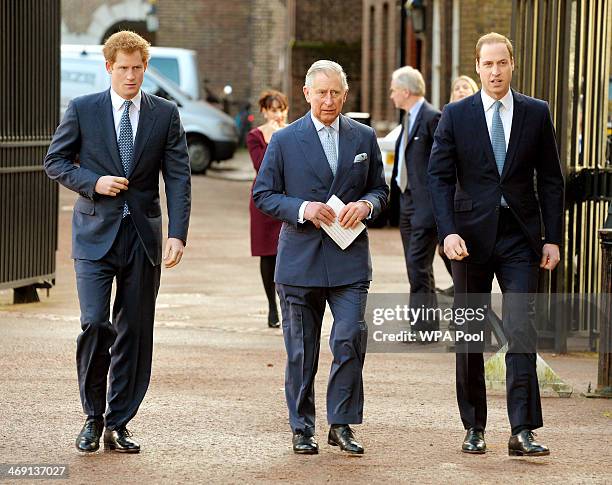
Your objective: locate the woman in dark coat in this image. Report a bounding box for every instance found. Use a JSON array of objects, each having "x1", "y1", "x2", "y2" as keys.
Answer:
[{"x1": 247, "y1": 90, "x2": 288, "y2": 327}]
